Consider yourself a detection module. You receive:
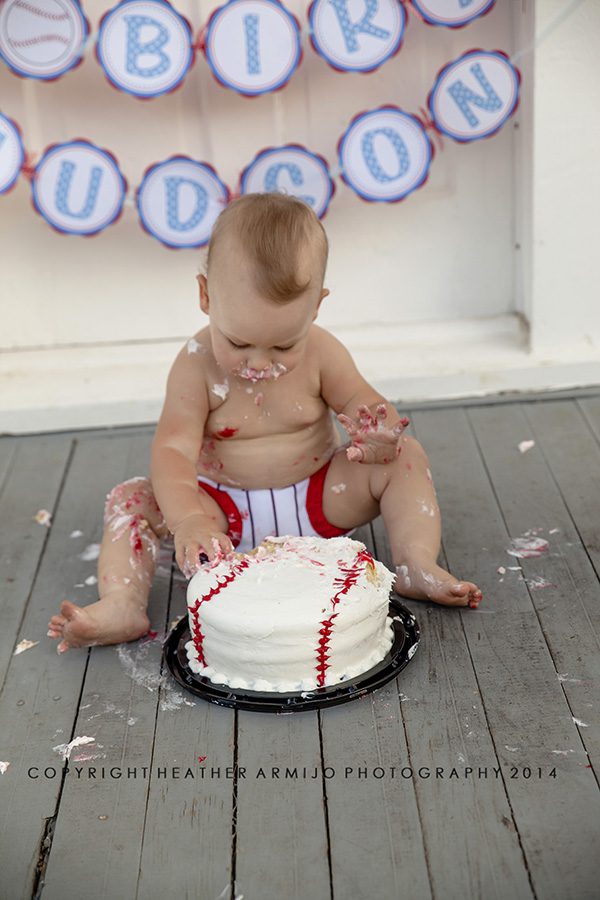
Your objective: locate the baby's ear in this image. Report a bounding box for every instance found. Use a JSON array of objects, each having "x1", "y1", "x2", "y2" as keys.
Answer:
[
  {"x1": 197, "y1": 274, "x2": 209, "y2": 313},
  {"x1": 313, "y1": 288, "x2": 329, "y2": 319}
]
